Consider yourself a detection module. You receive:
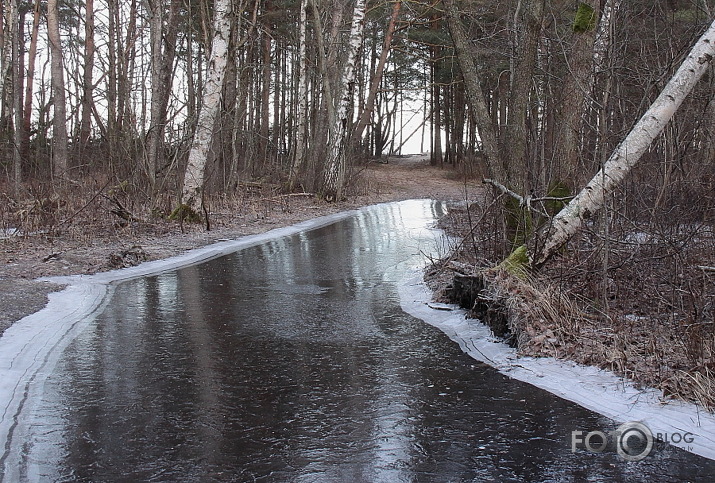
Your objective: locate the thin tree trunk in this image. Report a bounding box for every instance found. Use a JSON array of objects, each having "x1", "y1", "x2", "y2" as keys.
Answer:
[
  {"x1": 442, "y1": 0, "x2": 504, "y2": 181},
  {"x1": 79, "y1": 0, "x2": 95, "y2": 150},
  {"x1": 322, "y1": 0, "x2": 367, "y2": 201},
  {"x1": 48, "y1": 0, "x2": 69, "y2": 179},
  {"x1": 10, "y1": 0, "x2": 21, "y2": 189},
  {"x1": 289, "y1": 0, "x2": 309, "y2": 190},
  {"x1": 531, "y1": 19, "x2": 715, "y2": 268},
  {"x1": 179, "y1": 0, "x2": 233, "y2": 215},
  {"x1": 146, "y1": 0, "x2": 182, "y2": 187},
  {"x1": 552, "y1": 1, "x2": 599, "y2": 187},
  {"x1": 0, "y1": 0, "x2": 11, "y2": 119},
  {"x1": 20, "y1": 0, "x2": 40, "y2": 163},
  {"x1": 259, "y1": 1, "x2": 273, "y2": 167},
  {"x1": 353, "y1": 0, "x2": 401, "y2": 142}
]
